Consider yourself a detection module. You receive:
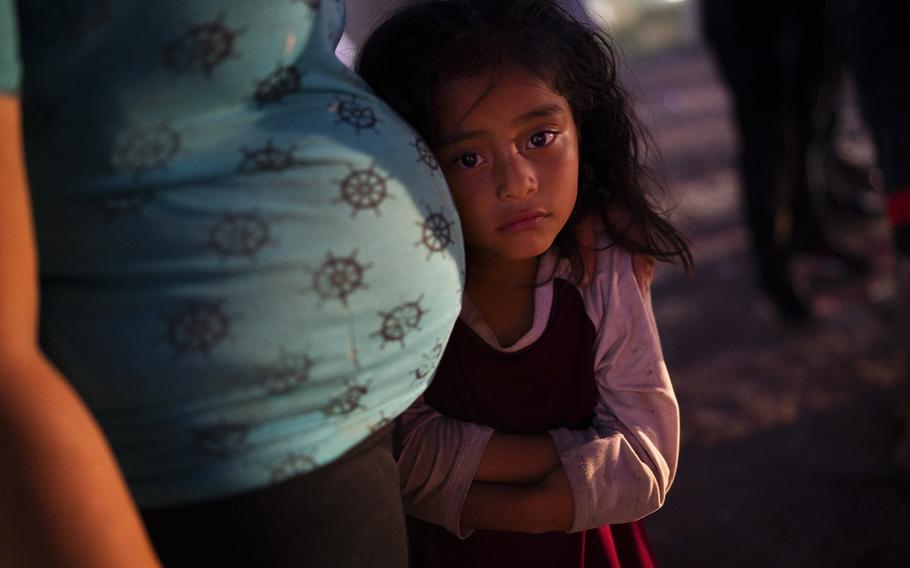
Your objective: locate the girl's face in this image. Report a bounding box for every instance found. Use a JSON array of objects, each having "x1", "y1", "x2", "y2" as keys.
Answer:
[{"x1": 432, "y1": 66, "x2": 579, "y2": 266}]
